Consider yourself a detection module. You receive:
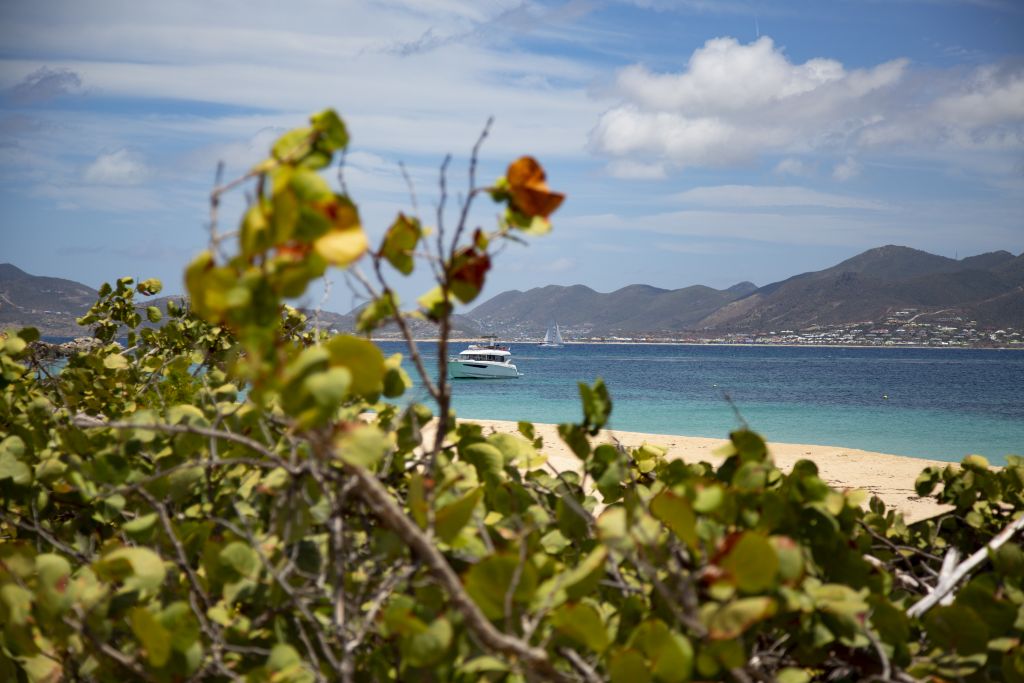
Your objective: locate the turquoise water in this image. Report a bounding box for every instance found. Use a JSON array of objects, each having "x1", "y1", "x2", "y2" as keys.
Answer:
[{"x1": 383, "y1": 342, "x2": 1024, "y2": 465}]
